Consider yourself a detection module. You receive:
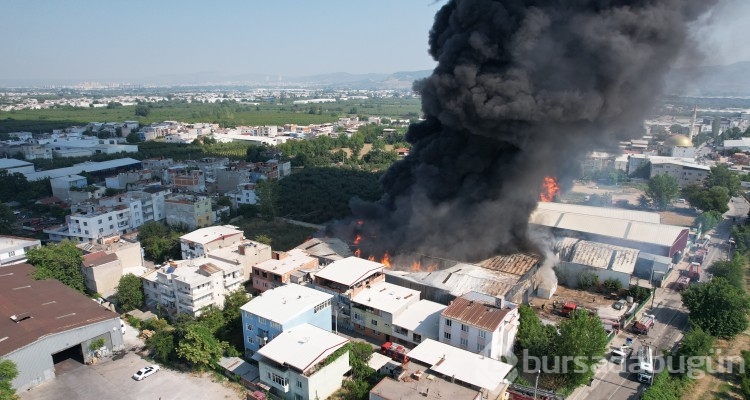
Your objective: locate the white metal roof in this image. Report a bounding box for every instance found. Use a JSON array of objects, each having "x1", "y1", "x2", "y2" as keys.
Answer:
[
  {"x1": 350, "y1": 281, "x2": 420, "y2": 315},
  {"x1": 559, "y1": 238, "x2": 639, "y2": 274},
  {"x1": 253, "y1": 249, "x2": 315, "y2": 275},
  {"x1": 256, "y1": 323, "x2": 348, "y2": 373},
  {"x1": 313, "y1": 256, "x2": 384, "y2": 287},
  {"x1": 407, "y1": 339, "x2": 512, "y2": 390},
  {"x1": 24, "y1": 157, "x2": 142, "y2": 181},
  {"x1": 240, "y1": 283, "x2": 332, "y2": 324},
  {"x1": 180, "y1": 225, "x2": 243, "y2": 245},
  {"x1": 392, "y1": 299, "x2": 446, "y2": 335},
  {"x1": 401, "y1": 263, "x2": 520, "y2": 298},
  {"x1": 535, "y1": 202, "x2": 661, "y2": 223},
  {"x1": 0, "y1": 159, "x2": 33, "y2": 169}
]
